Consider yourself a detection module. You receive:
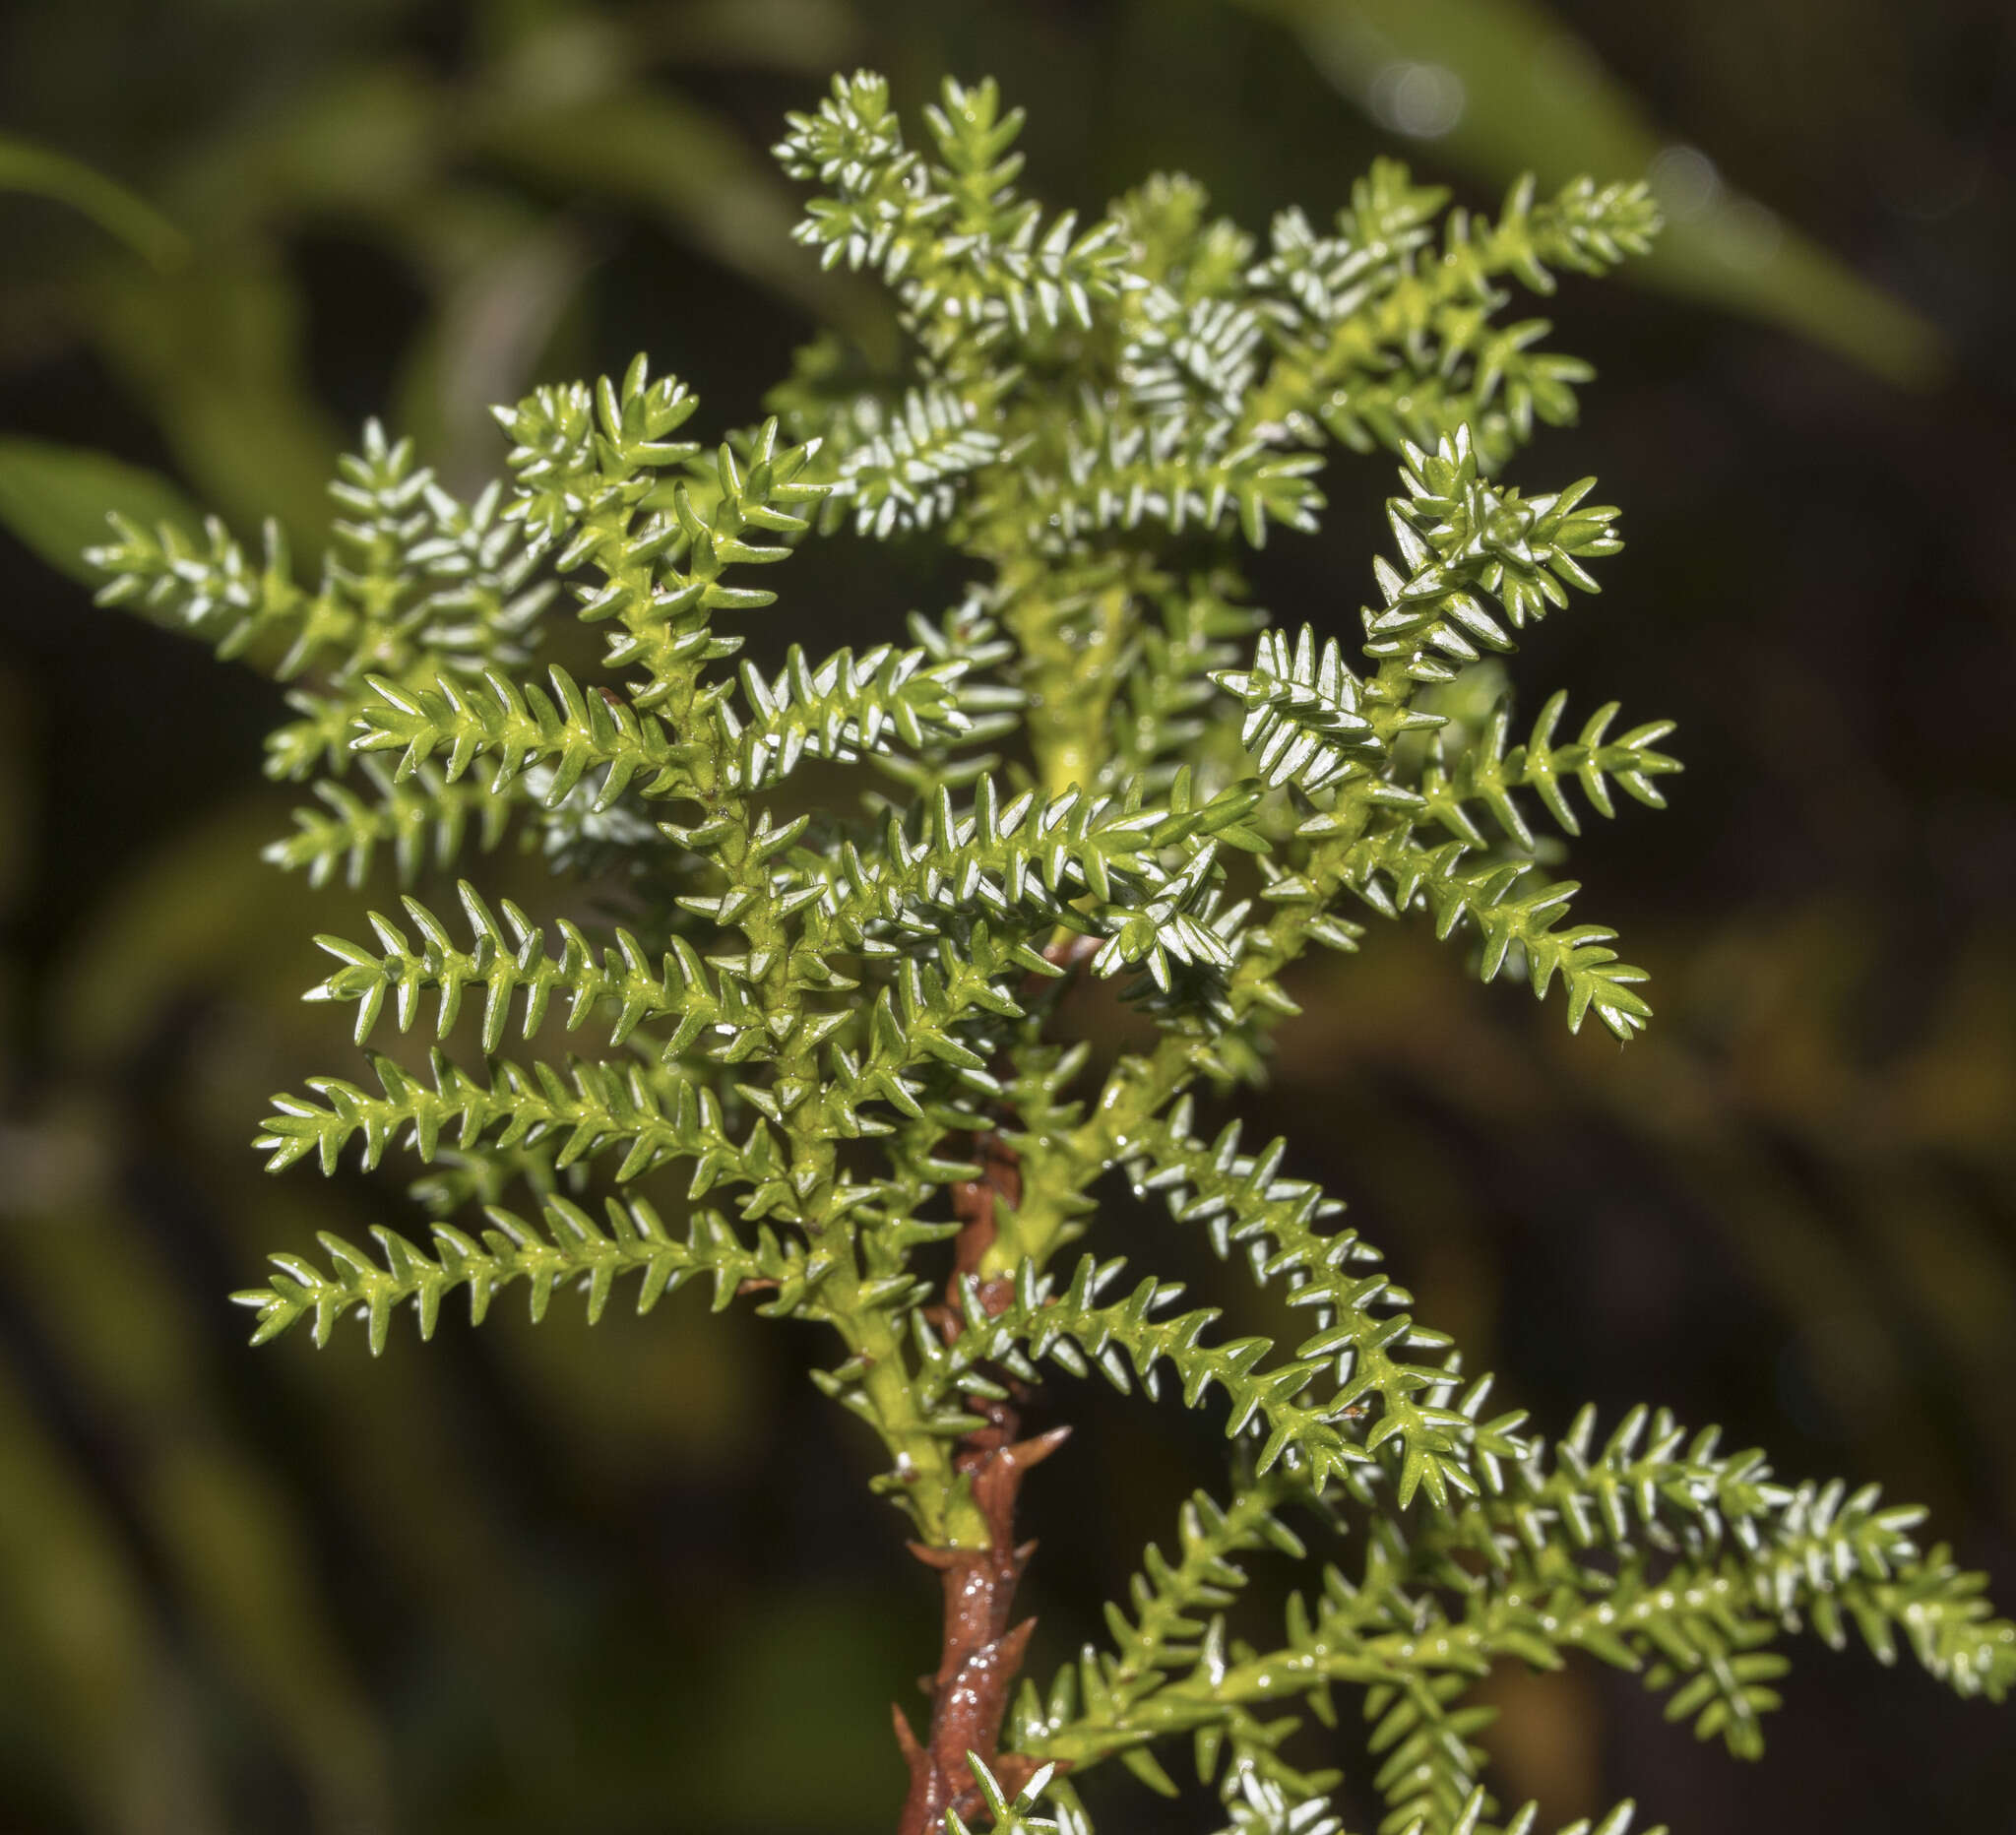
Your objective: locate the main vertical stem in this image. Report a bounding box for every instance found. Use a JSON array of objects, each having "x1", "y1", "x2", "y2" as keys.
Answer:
[{"x1": 894, "y1": 1133, "x2": 1069, "y2": 1833}]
